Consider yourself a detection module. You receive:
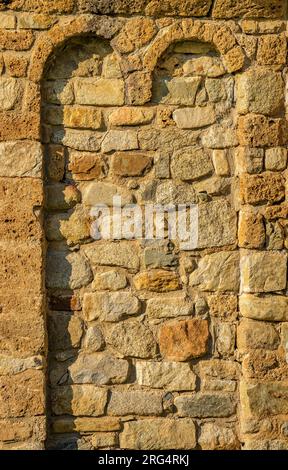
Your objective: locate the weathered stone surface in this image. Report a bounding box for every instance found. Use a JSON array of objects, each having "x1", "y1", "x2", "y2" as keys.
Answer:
[
  {"x1": 190, "y1": 252, "x2": 240, "y2": 292},
  {"x1": 83, "y1": 291, "x2": 140, "y2": 322},
  {"x1": 237, "y1": 69, "x2": 284, "y2": 115},
  {"x1": 164, "y1": 77, "x2": 201, "y2": 105},
  {"x1": 134, "y1": 270, "x2": 180, "y2": 292},
  {"x1": 212, "y1": 149, "x2": 230, "y2": 176},
  {"x1": 83, "y1": 326, "x2": 105, "y2": 352},
  {"x1": 46, "y1": 183, "x2": 81, "y2": 210},
  {"x1": 215, "y1": 322, "x2": 235, "y2": 357},
  {"x1": 69, "y1": 353, "x2": 129, "y2": 385},
  {"x1": 60, "y1": 205, "x2": 91, "y2": 245},
  {"x1": 0, "y1": 370, "x2": 45, "y2": 418},
  {"x1": 241, "y1": 381, "x2": 288, "y2": 419},
  {"x1": 146, "y1": 297, "x2": 193, "y2": 319},
  {"x1": 5, "y1": 53, "x2": 28, "y2": 78},
  {"x1": 235, "y1": 147, "x2": 263, "y2": 175},
  {"x1": 265, "y1": 147, "x2": 287, "y2": 171},
  {"x1": 46, "y1": 250, "x2": 93, "y2": 290},
  {"x1": 223, "y1": 46, "x2": 245, "y2": 73},
  {"x1": 238, "y1": 210, "x2": 265, "y2": 249},
  {"x1": 238, "y1": 115, "x2": 287, "y2": 147},
  {"x1": 69, "y1": 151, "x2": 107, "y2": 181},
  {"x1": 111, "y1": 152, "x2": 152, "y2": 176},
  {"x1": 175, "y1": 393, "x2": 236, "y2": 417},
  {"x1": 144, "y1": 244, "x2": 178, "y2": 269},
  {"x1": 52, "y1": 416, "x2": 121, "y2": 434},
  {"x1": 212, "y1": 0, "x2": 285, "y2": 18},
  {"x1": 92, "y1": 432, "x2": 118, "y2": 448},
  {"x1": 0, "y1": 30, "x2": 34, "y2": 50},
  {"x1": 108, "y1": 390, "x2": 163, "y2": 416},
  {"x1": 46, "y1": 145, "x2": 65, "y2": 181},
  {"x1": 202, "y1": 124, "x2": 238, "y2": 148},
  {"x1": 171, "y1": 147, "x2": 213, "y2": 181},
  {"x1": 240, "y1": 251, "x2": 287, "y2": 293},
  {"x1": 0, "y1": 354, "x2": 43, "y2": 376},
  {"x1": 0, "y1": 78, "x2": 21, "y2": 111},
  {"x1": 257, "y1": 34, "x2": 287, "y2": 65},
  {"x1": 183, "y1": 56, "x2": 226, "y2": 77},
  {"x1": 48, "y1": 312, "x2": 83, "y2": 351},
  {"x1": 120, "y1": 419, "x2": 196, "y2": 450},
  {"x1": 102, "y1": 130, "x2": 138, "y2": 153},
  {"x1": 43, "y1": 80, "x2": 74, "y2": 105},
  {"x1": 0, "y1": 294, "x2": 44, "y2": 355},
  {"x1": 74, "y1": 78, "x2": 124, "y2": 106},
  {"x1": 64, "y1": 106, "x2": 102, "y2": 129},
  {"x1": 240, "y1": 294, "x2": 288, "y2": 322},
  {"x1": 238, "y1": 318, "x2": 279, "y2": 351},
  {"x1": 208, "y1": 294, "x2": 237, "y2": 320},
  {"x1": 112, "y1": 17, "x2": 157, "y2": 53},
  {"x1": 199, "y1": 423, "x2": 239, "y2": 450},
  {"x1": 0, "y1": 416, "x2": 45, "y2": 443},
  {"x1": 92, "y1": 271, "x2": 127, "y2": 291},
  {"x1": 156, "y1": 181, "x2": 197, "y2": 204},
  {"x1": 62, "y1": 130, "x2": 104, "y2": 152},
  {"x1": 240, "y1": 173, "x2": 285, "y2": 204},
  {"x1": 126, "y1": 71, "x2": 152, "y2": 105},
  {"x1": 84, "y1": 241, "x2": 139, "y2": 270},
  {"x1": 198, "y1": 199, "x2": 237, "y2": 248},
  {"x1": 9, "y1": 0, "x2": 74, "y2": 13},
  {"x1": 0, "y1": 13, "x2": 16, "y2": 29},
  {"x1": 51, "y1": 386, "x2": 107, "y2": 416},
  {"x1": 106, "y1": 322, "x2": 157, "y2": 358},
  {"x1": 0, "y1": 141, "x2": 42, "y2": 178},
  {"x1": 136, "y1": 361, "x2": 197, "y2": 391},
  {"x1": 159, "y1": 319, "x2": 209, "y2": 361},
  {"x1": 173, "y1": 106, "x2": 216, "y2": 129},
  {"x1": 109, "y1": 107, "x2": 154, "y2": 126},
  {"x1": 81, "y1": 181, "x2": 133, "y2": 207}
]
